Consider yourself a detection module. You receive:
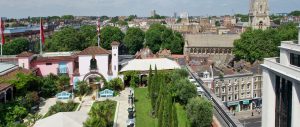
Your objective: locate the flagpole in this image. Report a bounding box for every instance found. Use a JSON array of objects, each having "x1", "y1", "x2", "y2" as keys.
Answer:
[
  {"x1": 1, "y1": 43, "x2": 2, "y2": 56},
  {"x1": 40, "y1": 37, "x2": 42, "y2": 54}
]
